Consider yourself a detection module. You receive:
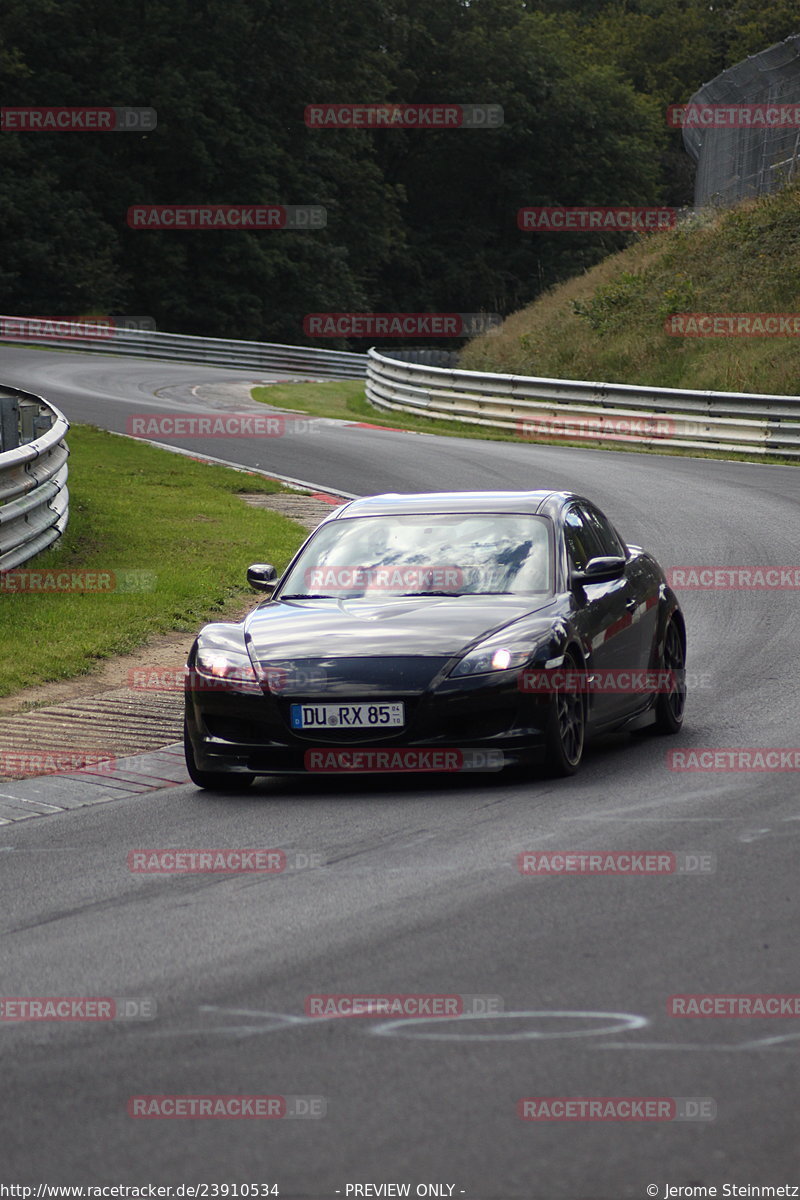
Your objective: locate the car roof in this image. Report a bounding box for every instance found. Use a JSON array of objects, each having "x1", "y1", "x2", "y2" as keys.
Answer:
[{"x1": 328, "y1": 491, "x2": 580, "y2": 519}]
